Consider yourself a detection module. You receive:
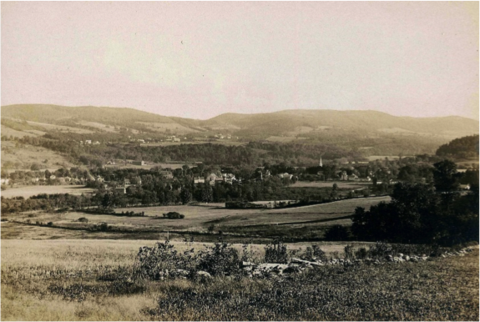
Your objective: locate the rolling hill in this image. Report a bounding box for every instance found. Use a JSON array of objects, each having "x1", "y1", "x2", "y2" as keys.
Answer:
[{"x1": 2, "y1": 105, "x2": 478, "y2": 156}]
